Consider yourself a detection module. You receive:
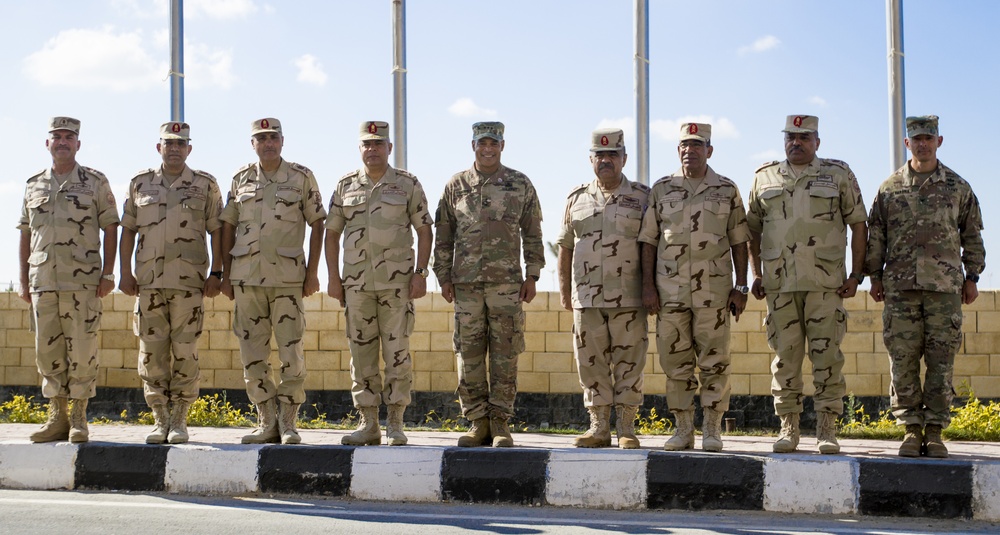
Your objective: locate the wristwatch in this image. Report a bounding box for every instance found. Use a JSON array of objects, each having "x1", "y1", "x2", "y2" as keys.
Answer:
[
  {"x1": 967, "y1": 273, "x2": 980, "y2": 283},
  {"x1": 849, "y1": 272, "x2": 865, "y2": 284},
  {"x1": 209, "y1": 271, "x2": 223, "y2": 279},
  {"x1": 734, "y1": 285, "x2": 749, "y2": 295},
  {"x1": 101, "y1": 274, "x2": 115, "y2": 282},
  {"x1": 529, "y1": 275, "x2": 540, "y2": 282},
  {"x1": 414, "y1": 267, "x2": 428, "y2": 278}
]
